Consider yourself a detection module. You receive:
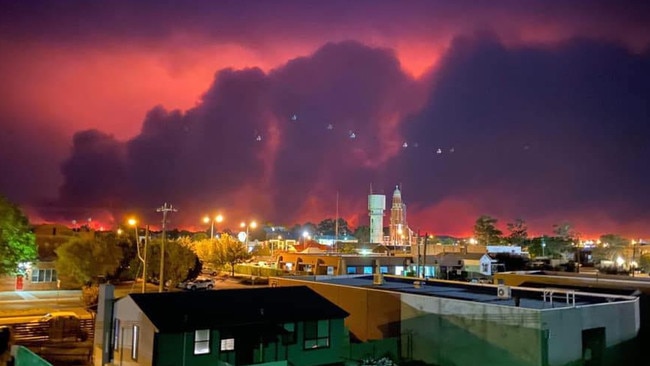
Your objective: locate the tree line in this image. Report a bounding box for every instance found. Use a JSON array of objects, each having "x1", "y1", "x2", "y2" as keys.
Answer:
[{"x1": 472, "y1": 214, "x2": 645, "y2": 268}]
